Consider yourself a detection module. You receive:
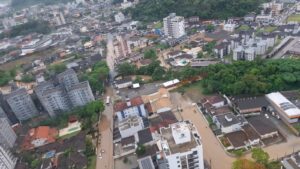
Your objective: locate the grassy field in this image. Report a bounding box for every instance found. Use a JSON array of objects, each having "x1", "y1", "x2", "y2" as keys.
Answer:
[
  {"x1": 287, "y1": 14, "x2": 300, "y2": 23},
  {"x1": 174, "y1": 81, "x2": 205, "y2": 102},
  {"x1": 237, "y1": 25, "x2": 250, "y2": 31}
]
